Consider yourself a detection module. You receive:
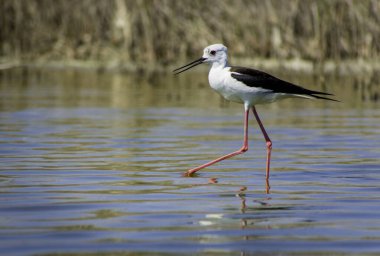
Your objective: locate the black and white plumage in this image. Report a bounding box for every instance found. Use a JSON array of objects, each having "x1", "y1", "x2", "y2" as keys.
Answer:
[
  {"x1": 229, "y1": 66, "x2": 336, "y2": 102},
  {"x1": 174, "y1": 43, "x2": 336, "y2": 191}
]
